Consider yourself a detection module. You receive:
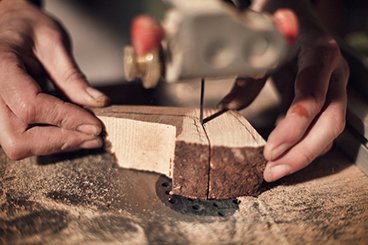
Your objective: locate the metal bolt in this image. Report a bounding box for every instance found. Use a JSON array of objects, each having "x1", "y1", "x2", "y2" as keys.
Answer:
[{"x1": 123, "y1": 46, "x2": 161, "y2": 89}]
